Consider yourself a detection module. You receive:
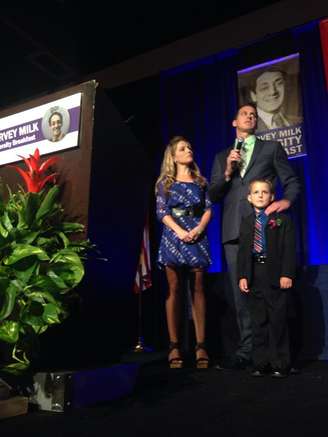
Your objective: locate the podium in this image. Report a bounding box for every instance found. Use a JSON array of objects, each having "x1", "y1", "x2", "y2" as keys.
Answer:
[{"x1": 0, "y1": 80, "x2": 153, "y2": 370}]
